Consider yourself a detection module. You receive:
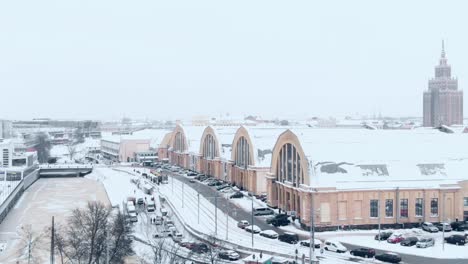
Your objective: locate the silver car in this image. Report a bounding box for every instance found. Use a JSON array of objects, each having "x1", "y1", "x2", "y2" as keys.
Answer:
[{"x1": 416, "y1": 237, "x2": 435, "y2": 248}]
